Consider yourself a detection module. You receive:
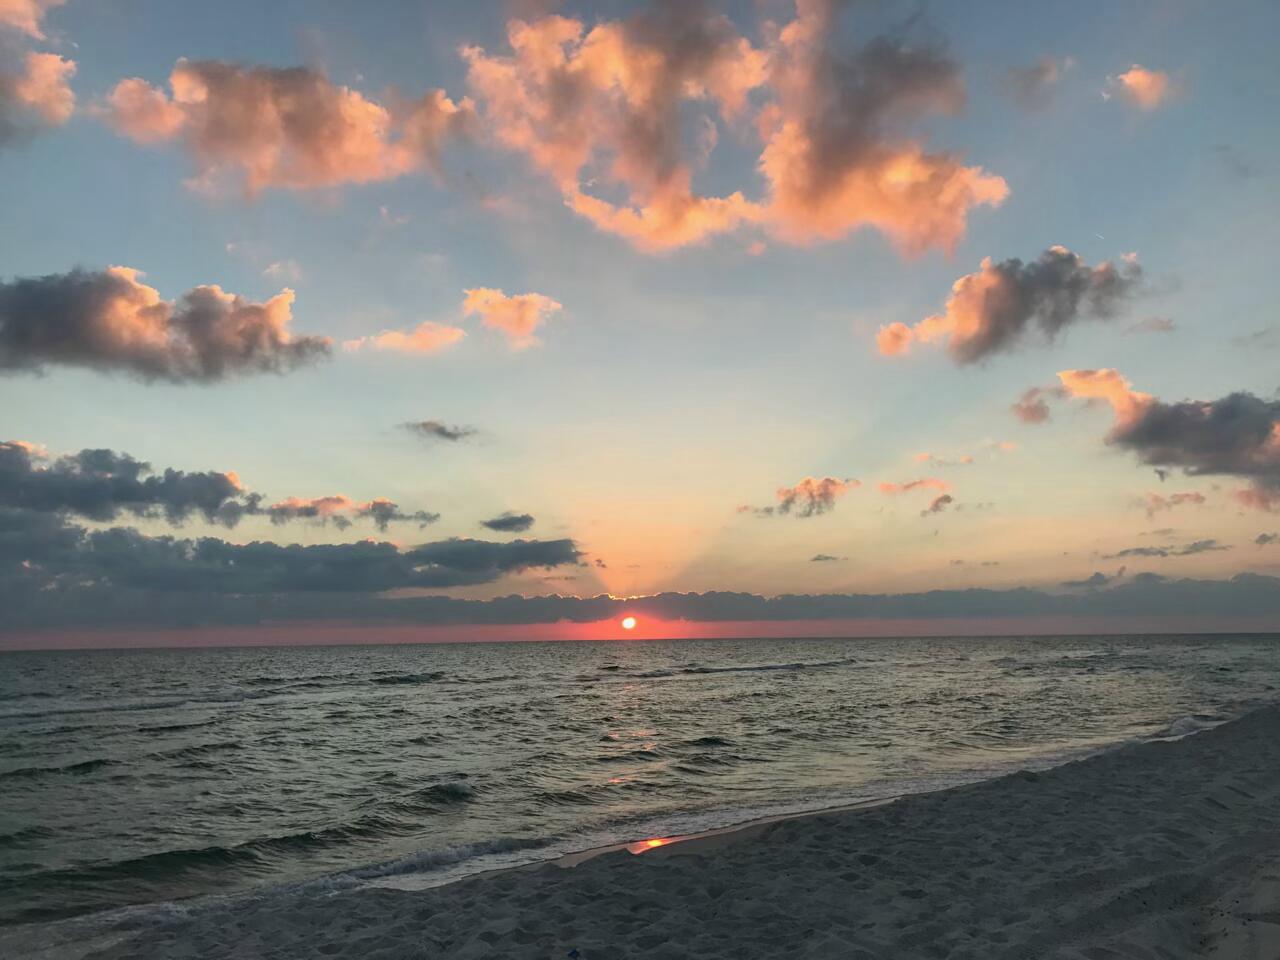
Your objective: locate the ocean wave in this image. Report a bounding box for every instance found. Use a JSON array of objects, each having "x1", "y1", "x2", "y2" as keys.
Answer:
[
  {"x1": 0, "y1": 756, "x2": 118, "y2": 780},
  {"x1": 346, "y1": 836, "x2": 554, "y2": 880},
  {"x1": 635, "y1": 657, "x2": 859, "y2": 679},
  {"x1": 371, "y1": 671, "x2": 447, "y2": 686}
]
